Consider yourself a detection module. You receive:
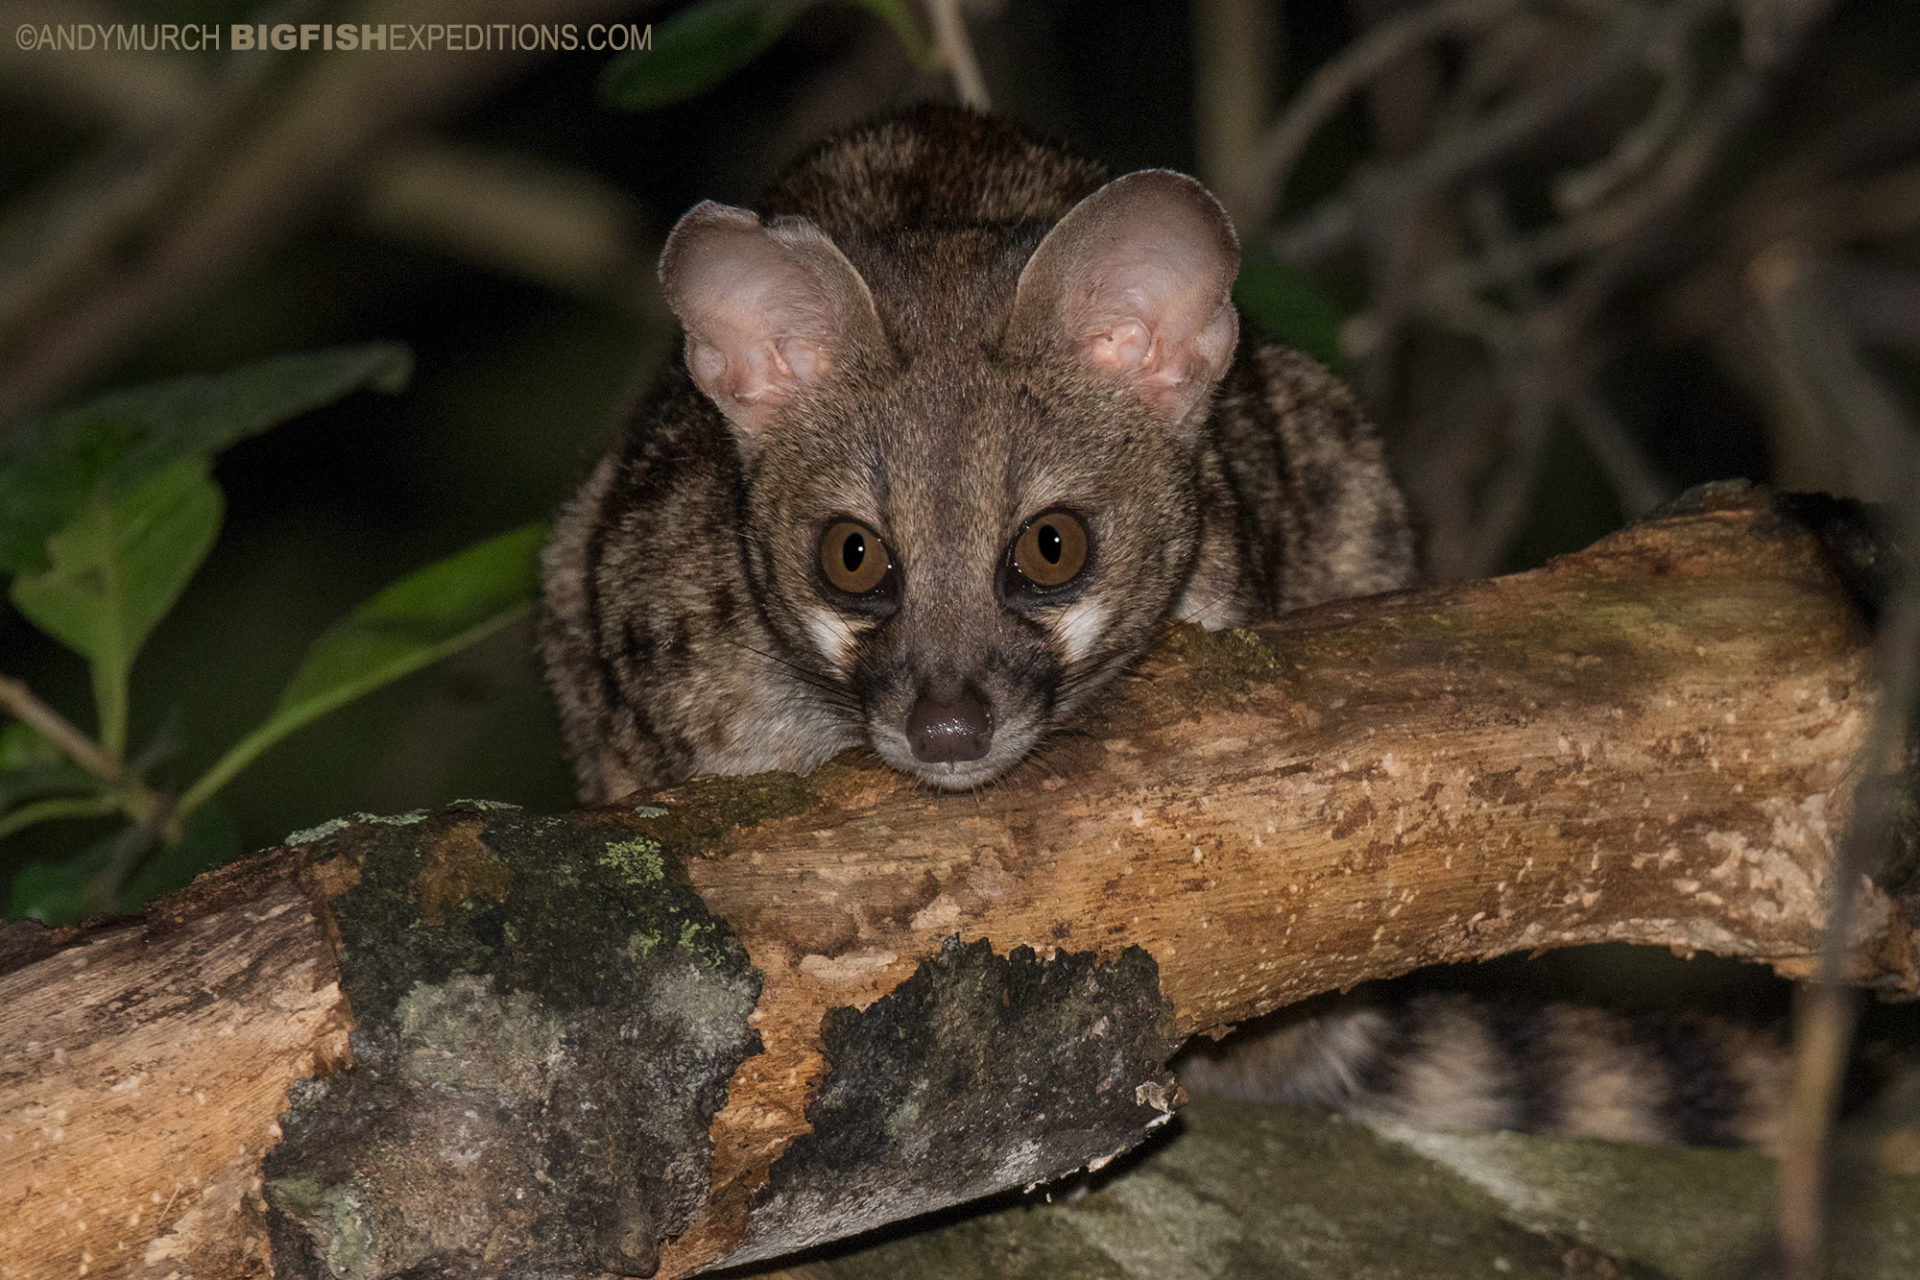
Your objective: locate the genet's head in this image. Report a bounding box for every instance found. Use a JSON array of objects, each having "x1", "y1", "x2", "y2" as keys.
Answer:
[{"x1": 660, "y1": 171, "x2": 1241, "y2": 787}]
